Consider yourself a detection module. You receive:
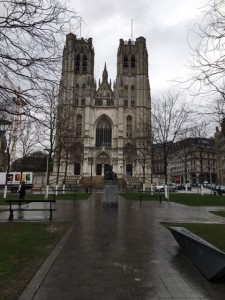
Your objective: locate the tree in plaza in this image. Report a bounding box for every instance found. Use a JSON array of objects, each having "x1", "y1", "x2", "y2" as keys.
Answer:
[
  {"x1": 0, "y1": 0, "x2": 80, "y2": 120},
  {"x1": 131, "y1": 119, "x2": 152, "y2": 191},
  {"x1": 37, "y1": 83, "x2": 60, "y2": 193},
  {"x1": 52, "y1": 85, "x2": 84, "y2": 190},
  {"x1": 152, "y1": 91, "x2": 190, "y2": 196},
  {"x1": 13, "y1": 116, "x2": 39, "y2": 171}
]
